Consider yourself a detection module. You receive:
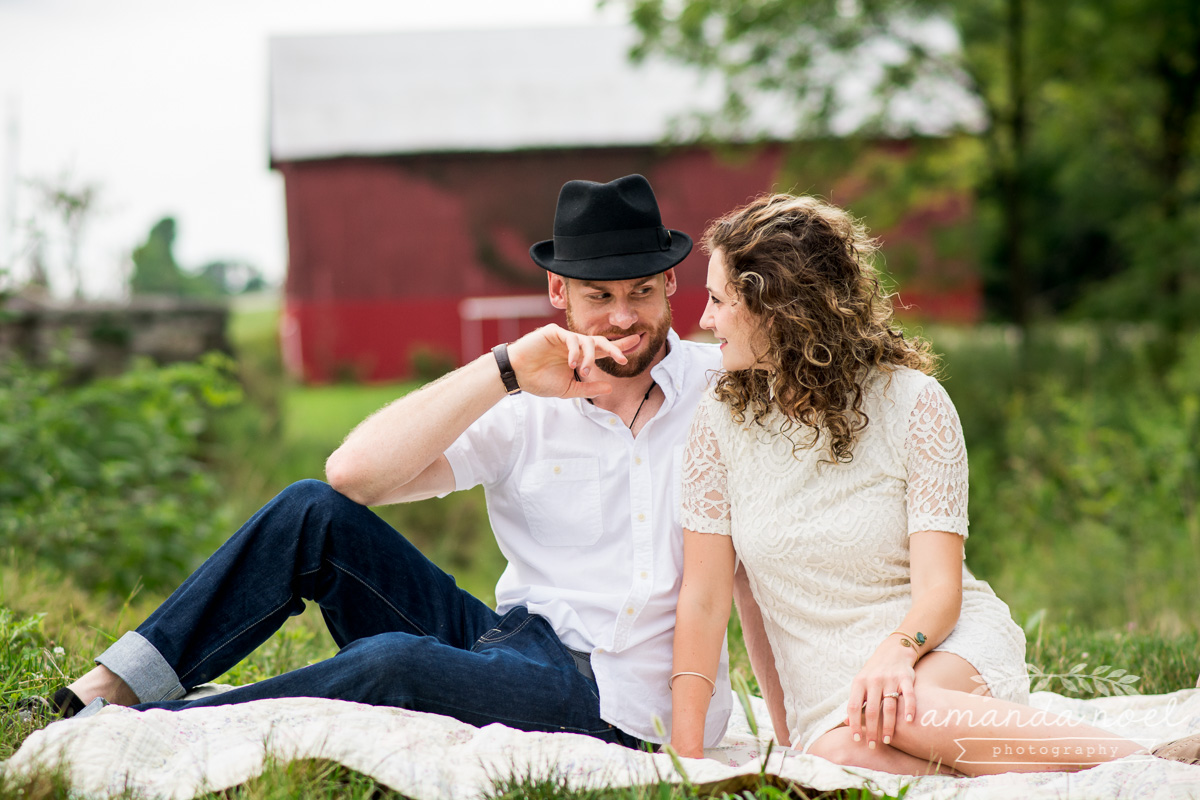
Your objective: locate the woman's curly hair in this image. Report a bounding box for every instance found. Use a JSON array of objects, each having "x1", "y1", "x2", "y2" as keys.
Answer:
[{"x1": 704, "y1": 194, "x2": 936, "y2": 463}]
